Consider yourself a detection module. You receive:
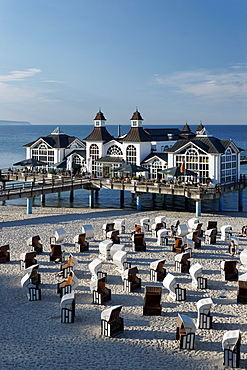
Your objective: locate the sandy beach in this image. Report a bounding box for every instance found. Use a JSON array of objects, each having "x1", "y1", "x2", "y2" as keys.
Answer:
[{"x1": 1, "y1": 205, "x2": 247, "y2": 370}]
